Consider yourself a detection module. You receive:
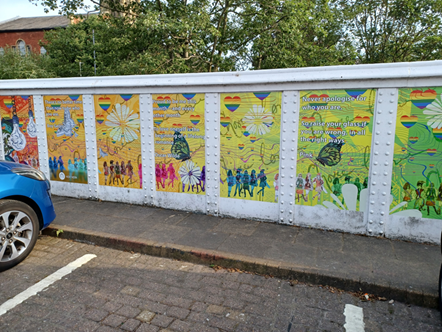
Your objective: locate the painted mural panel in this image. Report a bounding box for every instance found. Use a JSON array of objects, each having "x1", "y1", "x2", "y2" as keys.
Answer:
[
  {"x1": 153, "y1": 93, "x2": 205, "y2": 194},
  {"x1": 95, "y1": 94, "x2": 142, "y2": 189},
  {"x1": 392, "y1": 87, "x2": 442, "y2": 219},
  {"x1": 220, "y1": 92, "x2": 281, "y2": 202},
  {"x1": 0, "y1": 96, "x2": 39, "y2": 168},
  {"x1": 44, "y1": 95, "x2": 87, "y2": 183},
  {"x1": 296, "y1": 89, "x2": 376, "y2": 211}
]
